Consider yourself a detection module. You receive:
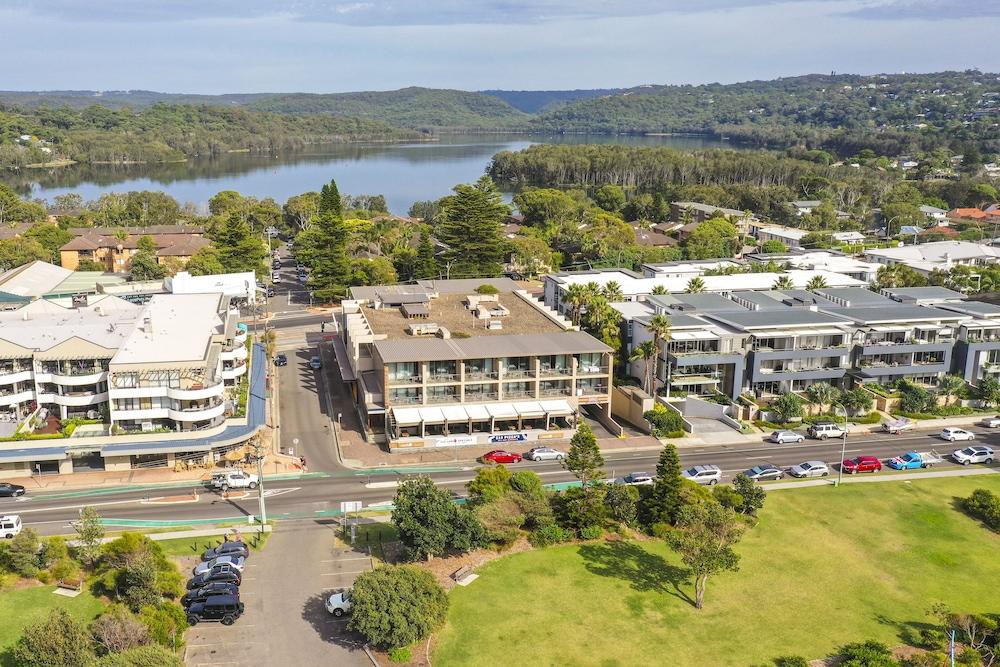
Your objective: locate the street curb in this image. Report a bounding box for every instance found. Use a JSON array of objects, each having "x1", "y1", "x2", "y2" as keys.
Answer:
[{"x1": 31, "y1": 472, "x2": 330, "y2": 500}]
